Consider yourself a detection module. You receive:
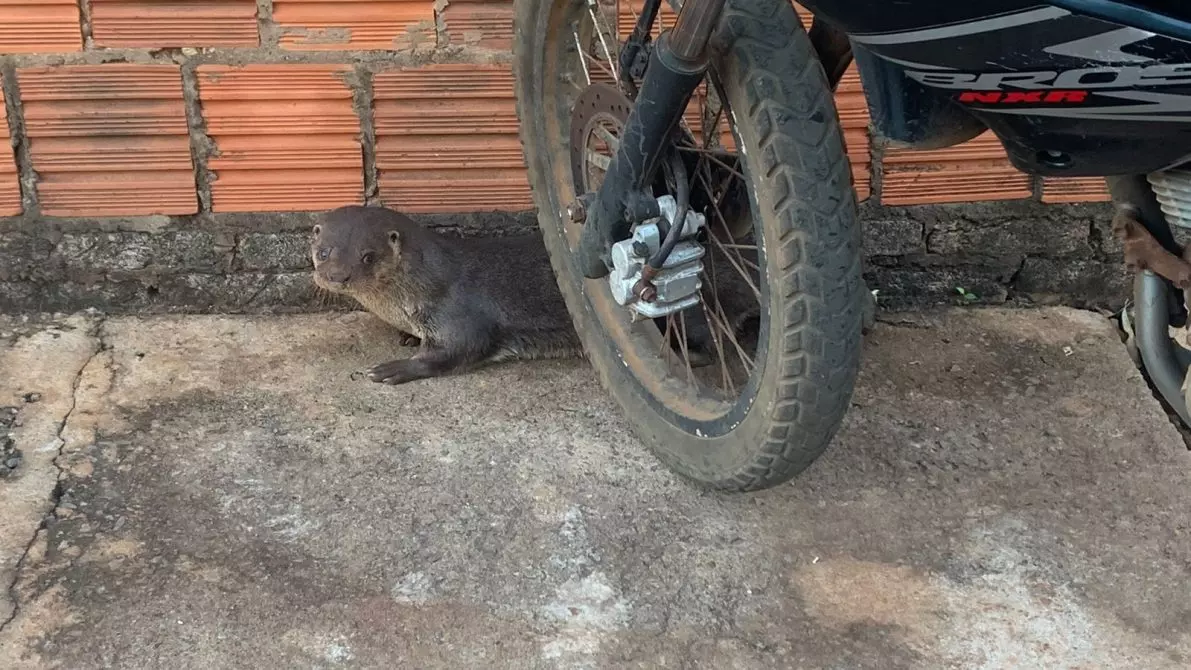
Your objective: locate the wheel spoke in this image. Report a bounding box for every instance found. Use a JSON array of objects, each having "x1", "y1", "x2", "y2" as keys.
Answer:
[
  {"x1": 586, "y1": 149, "x2": 612, "y2": 171},
  {"x1": 578, "y1": 46, "x2": 618, "y2": 83},
  {"x1": 593, "y1": 124, "x2": 620, "y2": 151},
  {"x1": 678, "y1": 309, "x2": 695, "y2": 385},
  {"x1": 660, "y1": 312, "x2": 674, "y2": 361},
  {"x1": 571, "y1": 25, "x2": 592, "y2": 86},
  {"x1": 586, "y1": 0, "x2": 620, "y2": 81},
  {"x1": 705, "y1": 297, "x2": 755, "y2": 373},
  {"x1": 711, "y1": 236, "x2": 760, "y2": 301},
  {"x1": 709, "y1": 228, "x2": 761, "y2": 300},
  {"x1": 736, "y1": 254, "x2": 760, "y2": 273},
  {"x1": 696, "y1": 166, "x2": 762, "y2": 300},
  {"x1": 700, "y1": 87, "x2": 725, "y2": 152},
  {"x1": 701, "y1": 264, "x2": 737, "y2": 396},
  {"x1": 701, "y1": 238, "x2": 757, "y2": 386},
  {"x1": 677, "y1": 145, "x2": 745, "y2": 181}
]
